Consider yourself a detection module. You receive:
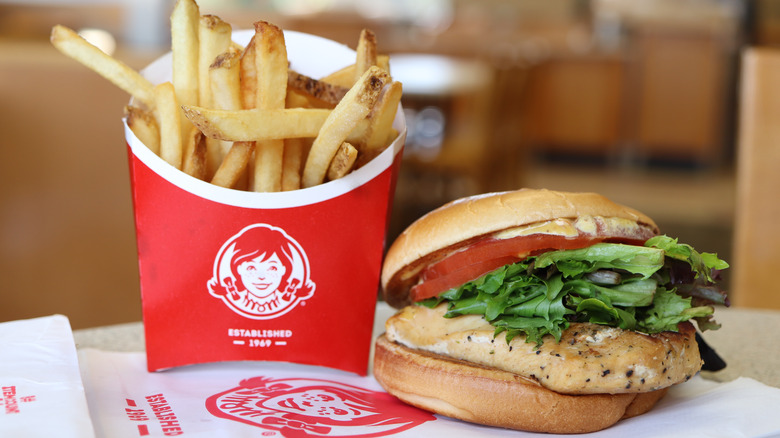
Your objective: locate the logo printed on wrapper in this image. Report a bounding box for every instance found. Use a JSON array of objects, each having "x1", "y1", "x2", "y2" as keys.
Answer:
[
  {"x1": 0, "y1": 386, "x2": 36, "y2": 415},
  {"x1": 206, "y1": 376, "x2": 435, "y2": 437},
  {"x1": 209, "y1": 224, "x2": 315, "y2": 320}
]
